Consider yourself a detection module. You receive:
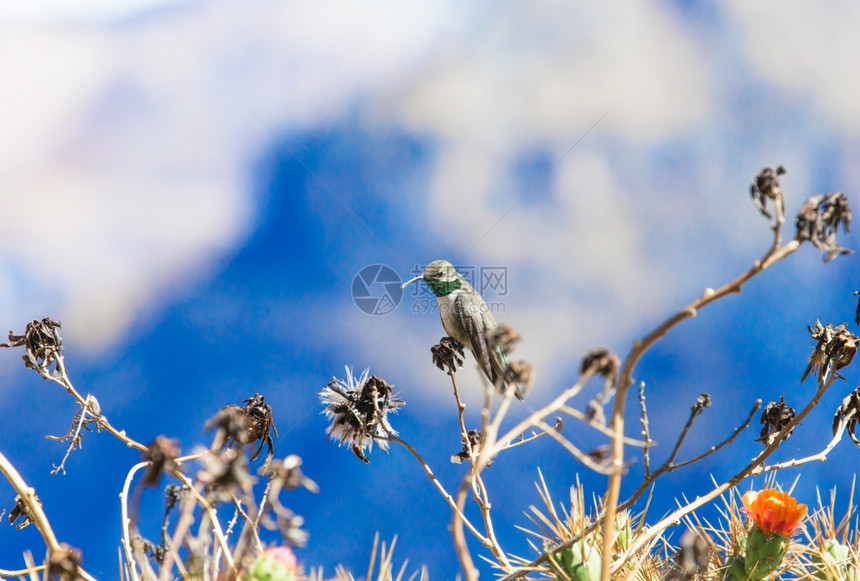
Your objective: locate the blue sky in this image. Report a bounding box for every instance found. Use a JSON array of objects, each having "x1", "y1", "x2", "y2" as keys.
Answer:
[{"x1": 1, "y1": 1, "x2": 859, "y2": 578}]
